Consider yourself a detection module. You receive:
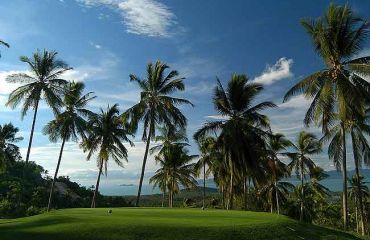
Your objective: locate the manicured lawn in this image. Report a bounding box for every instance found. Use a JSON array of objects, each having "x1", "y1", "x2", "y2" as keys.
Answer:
[{"x1": 0, "y1": 208, "x2": 364, "y2": 240}]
